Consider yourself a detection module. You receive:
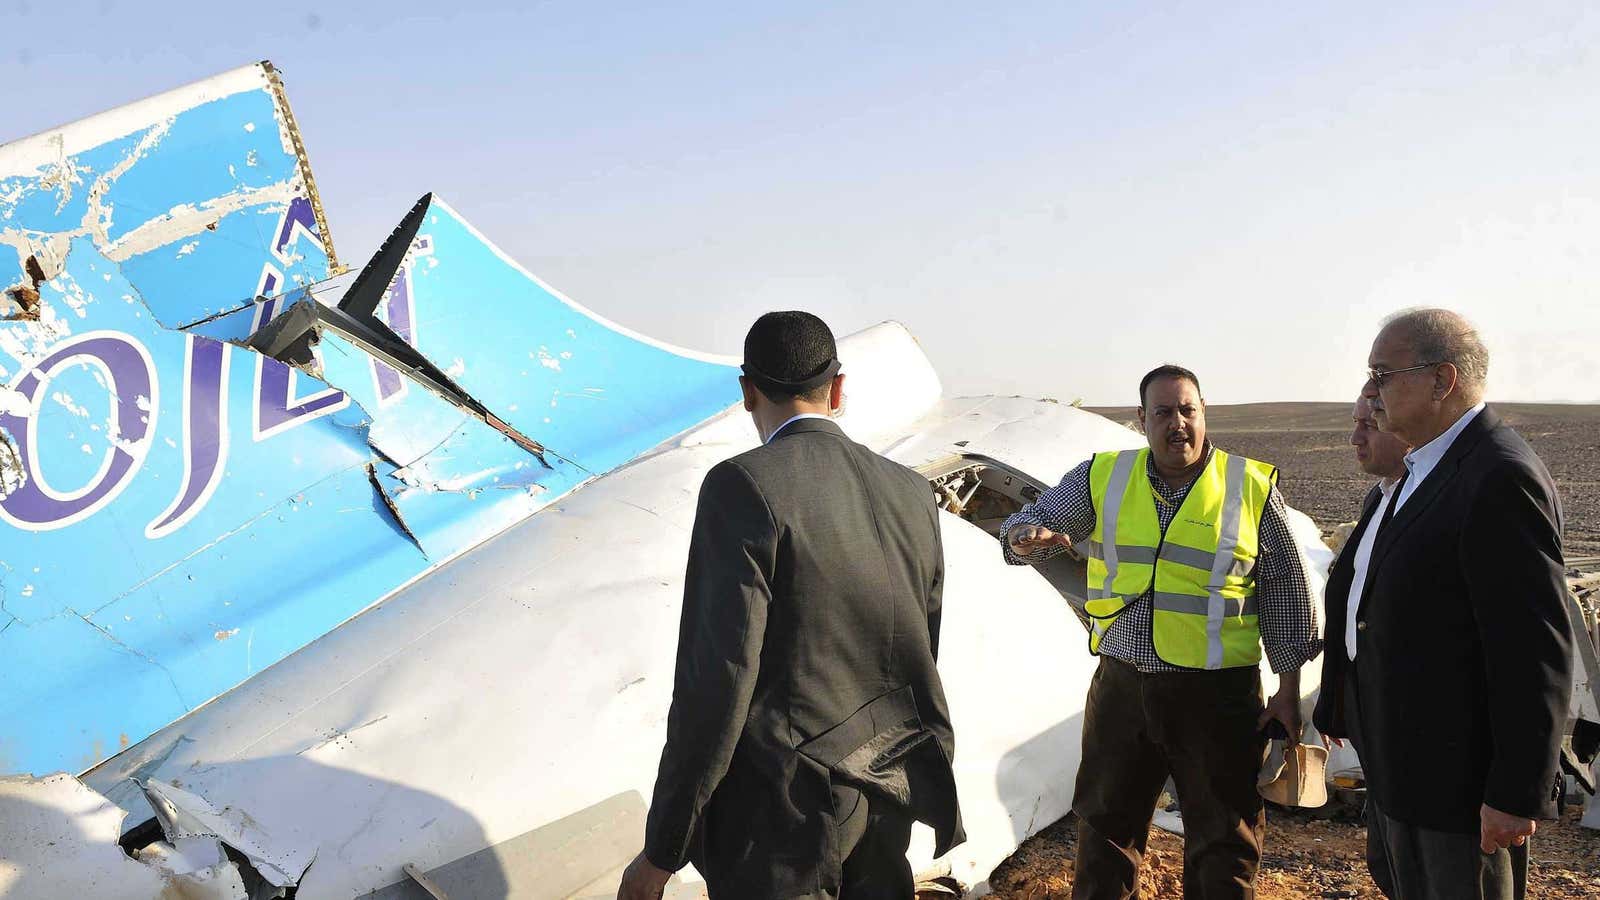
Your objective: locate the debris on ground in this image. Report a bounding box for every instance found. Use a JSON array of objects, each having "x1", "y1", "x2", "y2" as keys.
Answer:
[{"x1": 986, "y1": 805, "x2": 1600, "y2": 899}]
